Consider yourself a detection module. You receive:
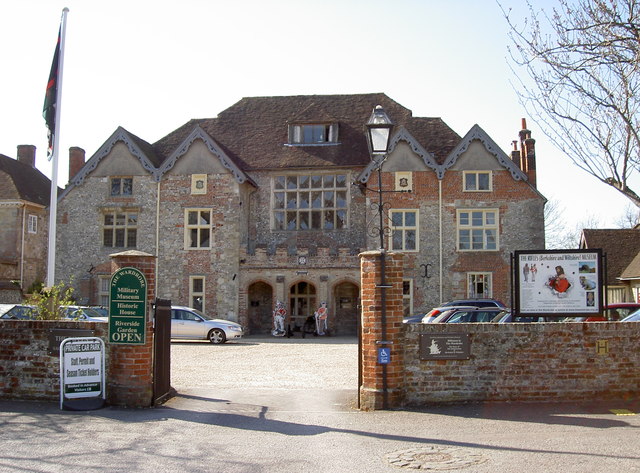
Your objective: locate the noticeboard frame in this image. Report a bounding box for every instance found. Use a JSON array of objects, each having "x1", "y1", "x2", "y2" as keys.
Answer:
[{"x1": 513, "y1": 249, "x2": 604, "y2": 317}]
